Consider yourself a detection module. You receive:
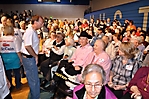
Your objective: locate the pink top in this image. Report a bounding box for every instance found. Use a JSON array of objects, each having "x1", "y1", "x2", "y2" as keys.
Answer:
[
  {"x1": 83, "y1": 51, "x2": 111, "y2": 84},
  {"x1": 70, "y1": 44, "x2": 93, "y2": 66}
]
